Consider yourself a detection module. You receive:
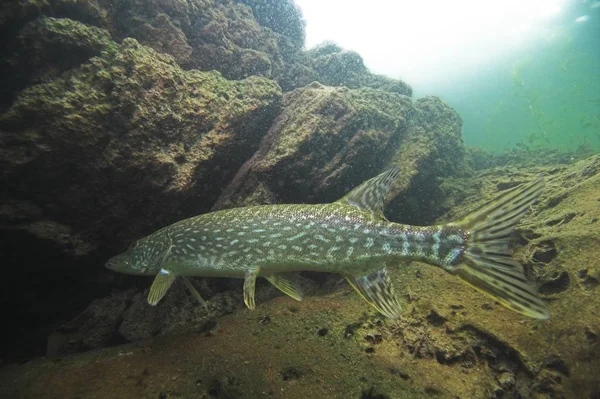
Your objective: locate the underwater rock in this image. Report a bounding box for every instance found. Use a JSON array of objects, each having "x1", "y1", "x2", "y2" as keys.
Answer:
[
  {"x1": 0, "y1": 36, "x2": 281, "y2": 359},
  {"x1": 0, "y1": 37, "x2": 281, "y2": 255},
  {"x1": 0, "y1": 0, "x2": 410, "y2": 96},
  {"x1": 0, "y1": 16, "x2": 114, "y2": 108},
  {"x1": 384, "y1": 96, "x2": 465, "y2": 224},
  {"x1": 109, "y1": 0, "x2": 294, "y2": 81},
  {"x1": 124, "y1": 12, "x2": 193, "y2": 65},
  {"x1": 215, "y1": 88, "x2": 463, "y2": 226},
  {"x1": 236, "y1": 0, "x2": 306, "y2": 50},
  {"x1": 116, "y1": 285, "x2": 226, "y2": 343},
  {"x1": 0, "y1": 0, "x2": 297, "y2": 86},
  {"x1": 46, "y1": 289, "x2": 137, "y2": 356},
  {"x1": 298, "y1": 42, "x2": 412, "y2": 96},
  {"x1": 213, "y1": 82, "x2": 412, "y2": 208}
]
